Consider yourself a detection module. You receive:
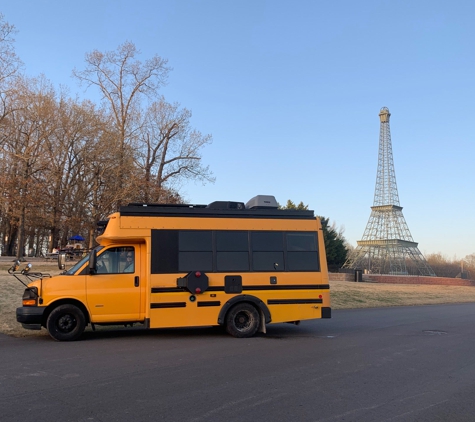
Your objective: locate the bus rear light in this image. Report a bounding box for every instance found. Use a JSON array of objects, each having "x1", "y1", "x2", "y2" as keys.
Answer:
[{"x1": 319, "y1": 295, "x2": 322, "y2": 299}]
